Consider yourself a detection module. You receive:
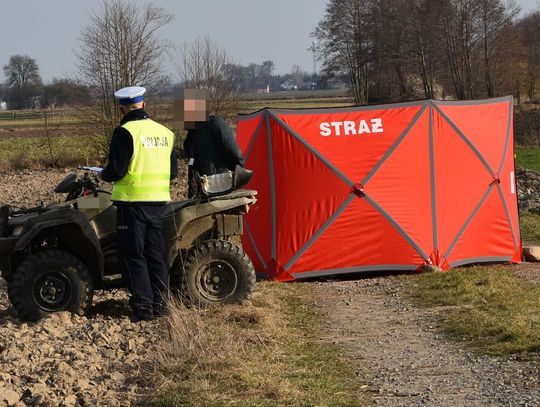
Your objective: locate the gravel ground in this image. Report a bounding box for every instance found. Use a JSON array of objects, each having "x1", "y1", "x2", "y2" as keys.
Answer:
[
  {"x1": 315, "y1": 273, "x2": 540, "y2": 407},
  {"x1": 514, "y1": 262, "x2": 540, "y2": 284}
]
